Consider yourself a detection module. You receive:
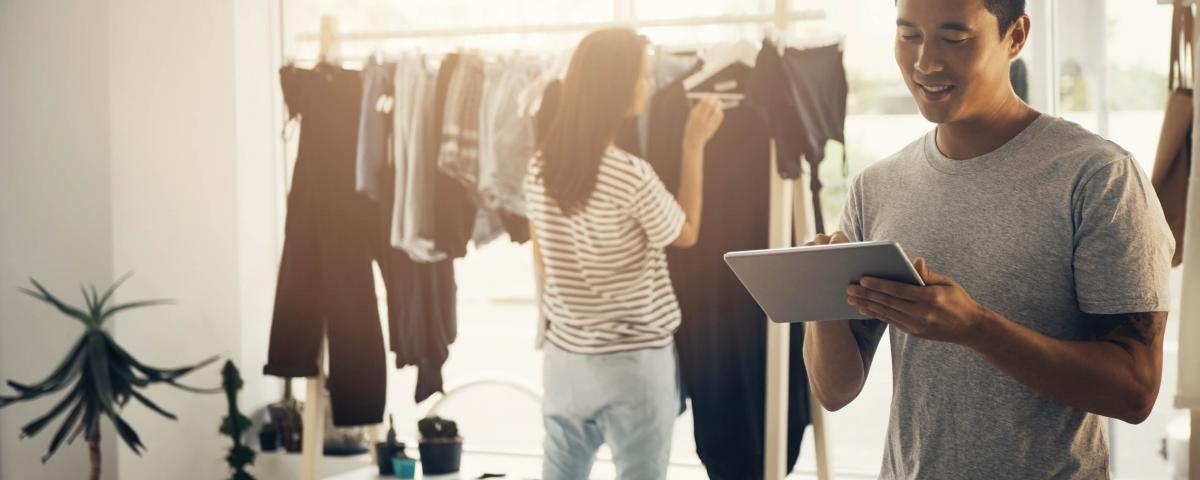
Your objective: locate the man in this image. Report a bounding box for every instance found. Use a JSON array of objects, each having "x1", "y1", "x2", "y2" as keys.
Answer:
[{"x1": 803, "y1": 0, "x2": 1175, "y2": 478}]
